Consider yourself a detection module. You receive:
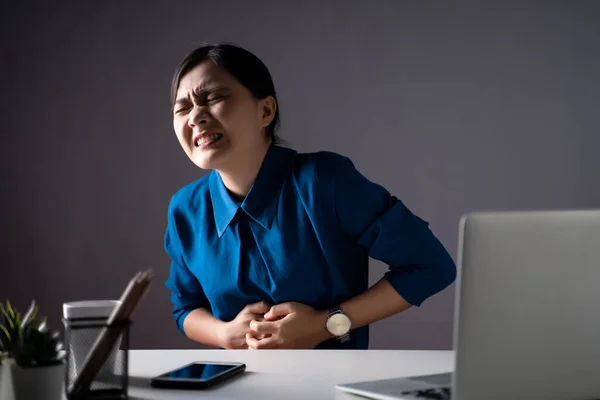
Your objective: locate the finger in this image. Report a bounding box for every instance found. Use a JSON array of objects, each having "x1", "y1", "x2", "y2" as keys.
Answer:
[
  {"x1": 246, "y1": 332, "x2": 278, "y2": 350},
  {"x1": 244, "y1": 301, "x2": 270, "y2": 315},
  {"x1": 256, "y1": 333, "x2": 272, "y2": 340},
  {"x1": 249, "y1": 319, "x2": 279, "y2": 335},
  {"x1": 264, "y1": 302, "x2": 295, "y2": 320},
  {"x1": 246, "y1": 332, "x2": 259, "y2": 350}
]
